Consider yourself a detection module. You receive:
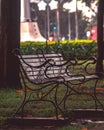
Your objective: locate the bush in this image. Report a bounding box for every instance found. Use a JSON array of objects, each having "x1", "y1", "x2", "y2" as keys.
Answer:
[{"x1": 20, "y1": 40, "x2": 97, "y2": 59}]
